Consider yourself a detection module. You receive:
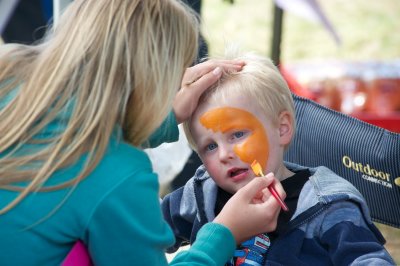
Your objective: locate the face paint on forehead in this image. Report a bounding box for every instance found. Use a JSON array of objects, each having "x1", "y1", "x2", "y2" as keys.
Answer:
[{"x1": 200, "y1": 107, "x2": 269, "y2": 169}]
